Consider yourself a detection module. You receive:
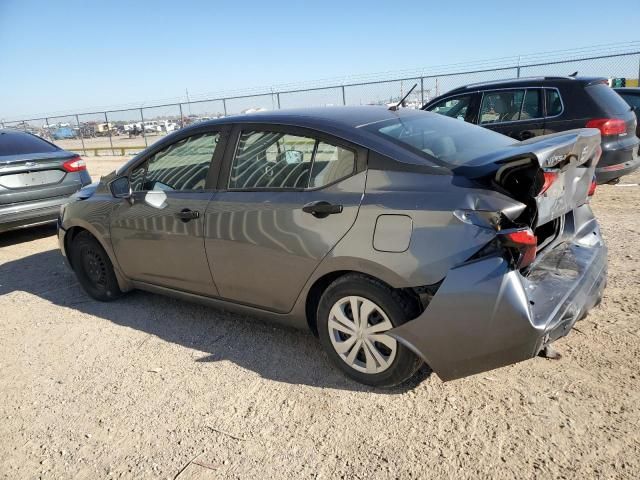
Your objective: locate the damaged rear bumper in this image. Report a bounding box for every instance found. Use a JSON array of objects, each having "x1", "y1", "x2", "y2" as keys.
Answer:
[{"x1": 388, "y1": 204, "x2": 607, "y2": 381}]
